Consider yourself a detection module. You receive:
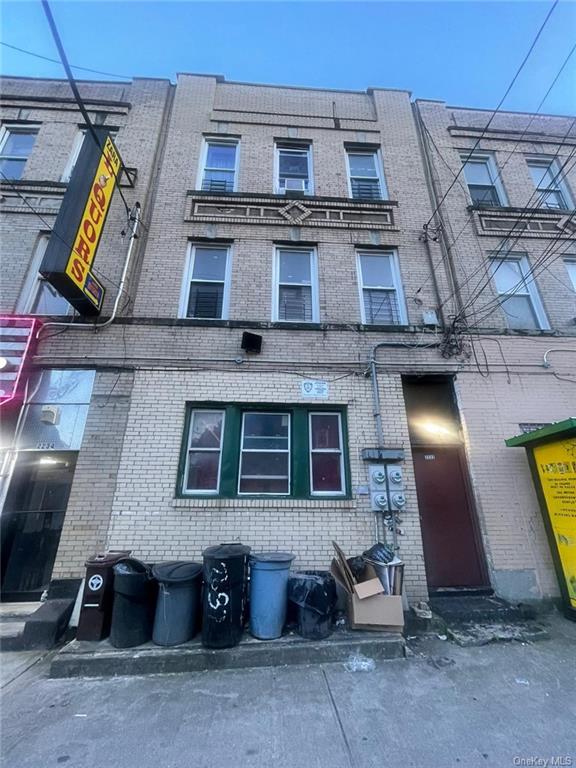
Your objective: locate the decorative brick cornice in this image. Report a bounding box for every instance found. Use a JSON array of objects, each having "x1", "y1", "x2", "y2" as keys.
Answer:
[{"x1": 185, "y1": 191, "x2": 398, "y2": 230}]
